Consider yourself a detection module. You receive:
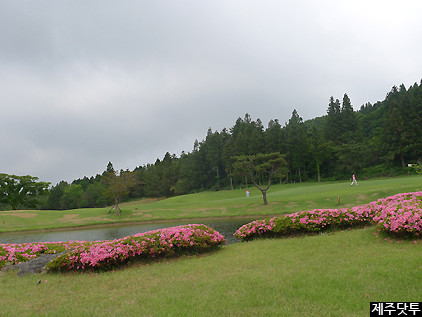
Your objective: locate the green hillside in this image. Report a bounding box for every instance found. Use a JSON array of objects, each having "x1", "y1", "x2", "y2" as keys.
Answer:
[{"x1": 1, "y1": 175, "x2": 421, "y2": 233}]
